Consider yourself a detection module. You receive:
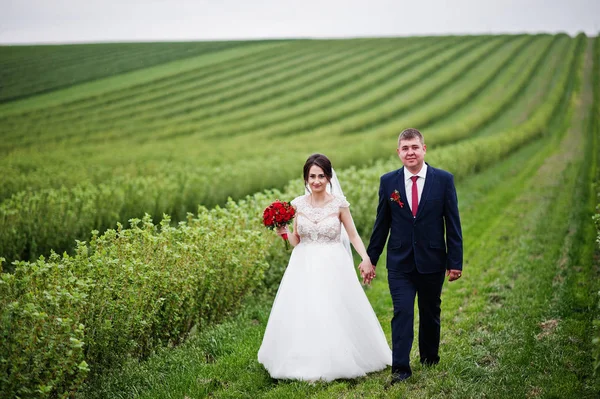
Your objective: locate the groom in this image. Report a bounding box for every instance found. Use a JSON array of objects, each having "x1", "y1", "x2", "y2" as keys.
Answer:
[{"x1": 363, "y1": 128, "x2": 463, "y2": 383}]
